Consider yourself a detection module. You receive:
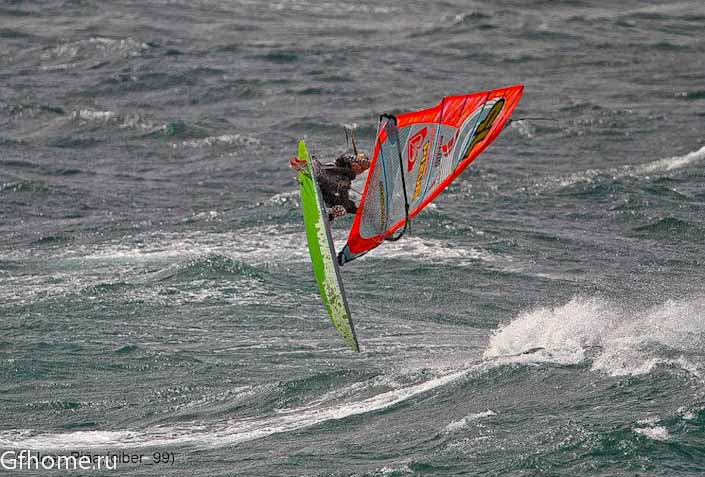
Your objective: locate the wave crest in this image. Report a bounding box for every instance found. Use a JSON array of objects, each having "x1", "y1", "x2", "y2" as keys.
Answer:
[{"x1": 483, "y1": 296, "x2": 705, "y2": 377}]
